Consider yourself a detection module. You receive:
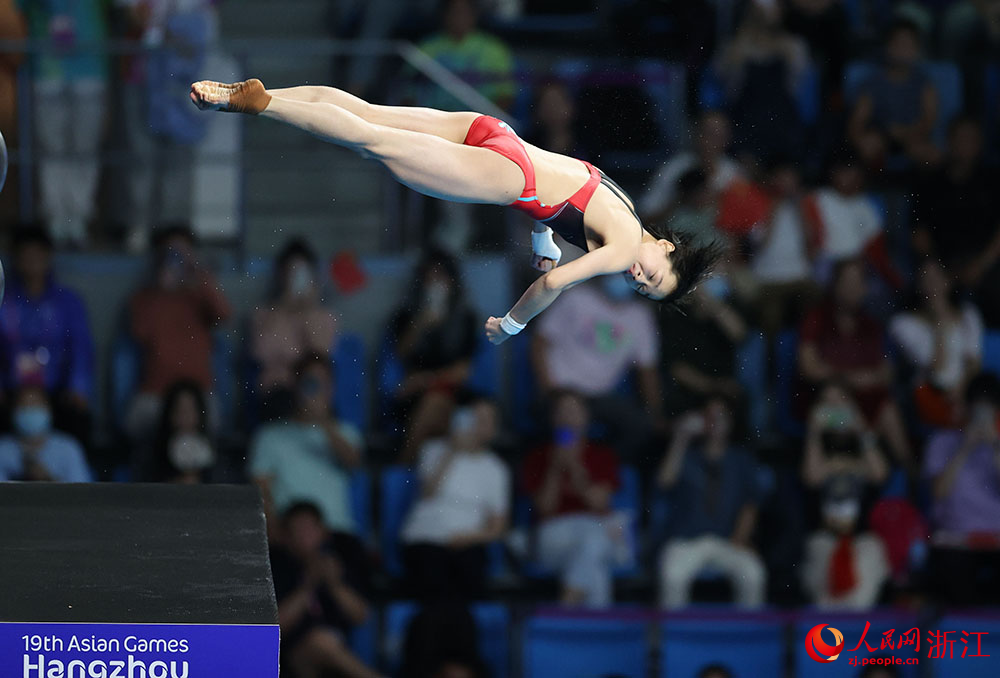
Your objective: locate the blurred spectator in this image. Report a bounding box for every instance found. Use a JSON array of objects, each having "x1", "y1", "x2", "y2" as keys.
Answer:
[
  {"x1": 269, "y1": 503, "x2": 381, "y2": 678},
  {"x1": 660, "y1": 284, "x2": 746, "y2": 418},
  {"x1": 657, "y1": 168, "x2": 719, "y2": 251},
  {"x1": 746, "y1": 158, "x2": 819, "y2": 336},
  {"x1": 532, "y1": 279, "x2": 664, "y2": 462},
  {"x1": 126, "y1": 225, "x2": 231, "y2": 440},
  {"x1": 697, "y1": 664, "x2": 733, "y2": 678},
  {"x1": 942, "y1": 0, "x2": 1000, "y2": 110},
  {"x1": 114, "y1": 0, "x2": 218, "y2": 252},
  {"x1": 391, "y1": 249, "x2": 477, "y2": 464},
  {"x1": 782, "y1": 0, "x2": 848, "y2": 102},
  {"x1": 912, "y1": 116, "x2": 1000, "y2": 326},
  {"x1": 802, "y1": 150, "x2": 902, "y2": 290},
  {"x1": 923, "y1": 373, "x2": 1000, "y2": 606},
  {"x1": 801, "y1": 475, "x2": 891, "y2": 609},
  {"x1": 414, "y1": 0, "x2": 515, "y2": 111},
  {"x1": 525, "y1": 80, "x2": 589, "y2": 159},
  {"x1": 859, "y1": 666, "x2": 900, "y2": 678},
  {"x1": 250, "y1": 353, "x2": 364, "y2": 542},
  {"x1": 639, "y1": 110, "x2": 744, "y2": 228},
  {"x1": 890, "y1": 259, "x2": 983, "y2": 428},
  {"x1": 522, "y1": 391, "x2": 625, "y2": 607},
  {"x1": 802, "y1": 382, "x2": 890, "y2": 492},
  {"x1": 715, "y1": 0, "x2": 809, "y2": 163},
  {"x1": 148, "y1": 380, "x2": 216, "y2": 484},
  {"x1": 251, "y1": 239, "x2": 337, "y2": 417},
  {"x1": 0, "y1": 1, "x2": 24, "y2": 192},
  {"x1": 0, "y1": 225, "x2": 95, "y2": 447},
  {"x1": 401, "y1": 396, "x2": 509, "y2": 601},
  {"x1": 656, "y1": 397, "x2": 766, "y2": 609},
  {"x1": 400, "y1": 602, "x2": 489, "y2": 678},
  {"x1": 848, "y1": 18, "x2": 939, "y2": 169},
  {"x1": 797, "y1": 259, "x2": 912, "y2": 467},
  {"x1": 0, "y1": 384, "x2": 91, "y2": 482},
  {"x1": 21, "y1": 0, "x2": 108, "y2": 247}
]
